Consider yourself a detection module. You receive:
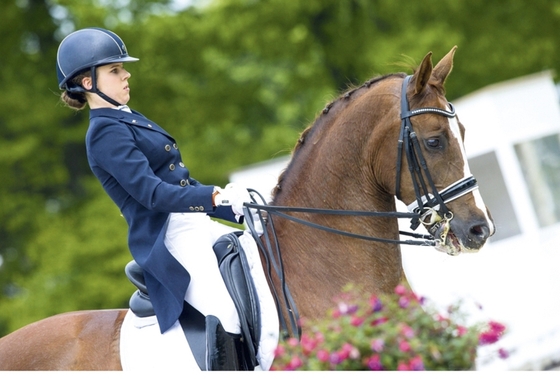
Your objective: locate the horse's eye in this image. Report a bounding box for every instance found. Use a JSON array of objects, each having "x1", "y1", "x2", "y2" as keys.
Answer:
[{"x1": 425, "y1": 138, "x2": 441, "y2": 149}]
